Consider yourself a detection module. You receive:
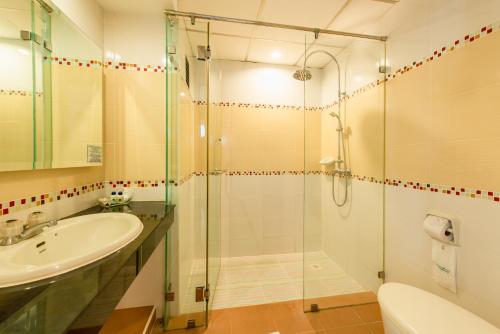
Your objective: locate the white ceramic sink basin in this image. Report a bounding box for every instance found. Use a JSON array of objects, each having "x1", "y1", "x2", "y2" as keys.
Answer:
[{"x1": 0, "y1": 213, "x2": 143, "y2": 287}]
